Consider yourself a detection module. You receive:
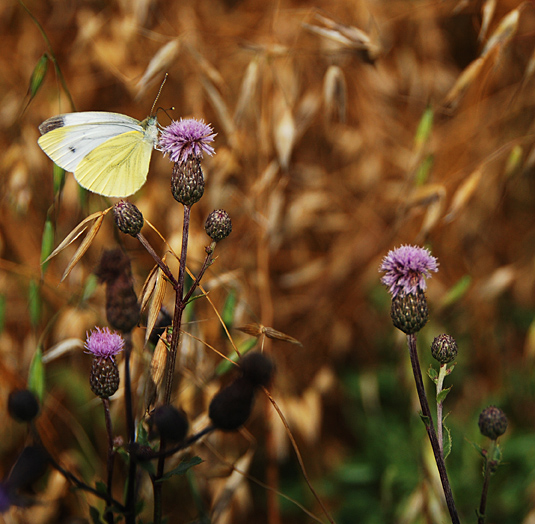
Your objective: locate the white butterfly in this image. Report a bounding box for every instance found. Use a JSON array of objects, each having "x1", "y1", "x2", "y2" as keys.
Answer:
[{"x1": 38, "y1": 111, "x2": 159, "y2": 197}]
